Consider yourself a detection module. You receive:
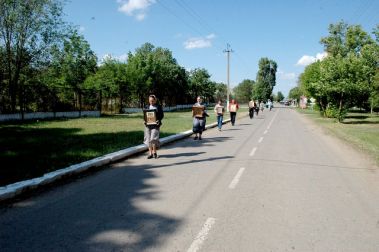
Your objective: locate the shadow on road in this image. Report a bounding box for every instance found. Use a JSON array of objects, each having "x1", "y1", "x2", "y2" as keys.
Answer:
[
  {"x1": 225, "y1": 128, "x2": 243, "y2": 131},
  {"x1": 342, "y1": 120, "x2": 379, "y2": 125},
  {"x1": 0, "y1": 147, "x2": 234, "y2": 252},
  {"x1": 163, "y1": 136, "x2": 233, "y2": 149},
  {"x1": 0, "y1": 161, "x2": 180, "y2": 251},
  {"x1": 159, "y1": 151, "x2": 206, "y2": 158}
]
